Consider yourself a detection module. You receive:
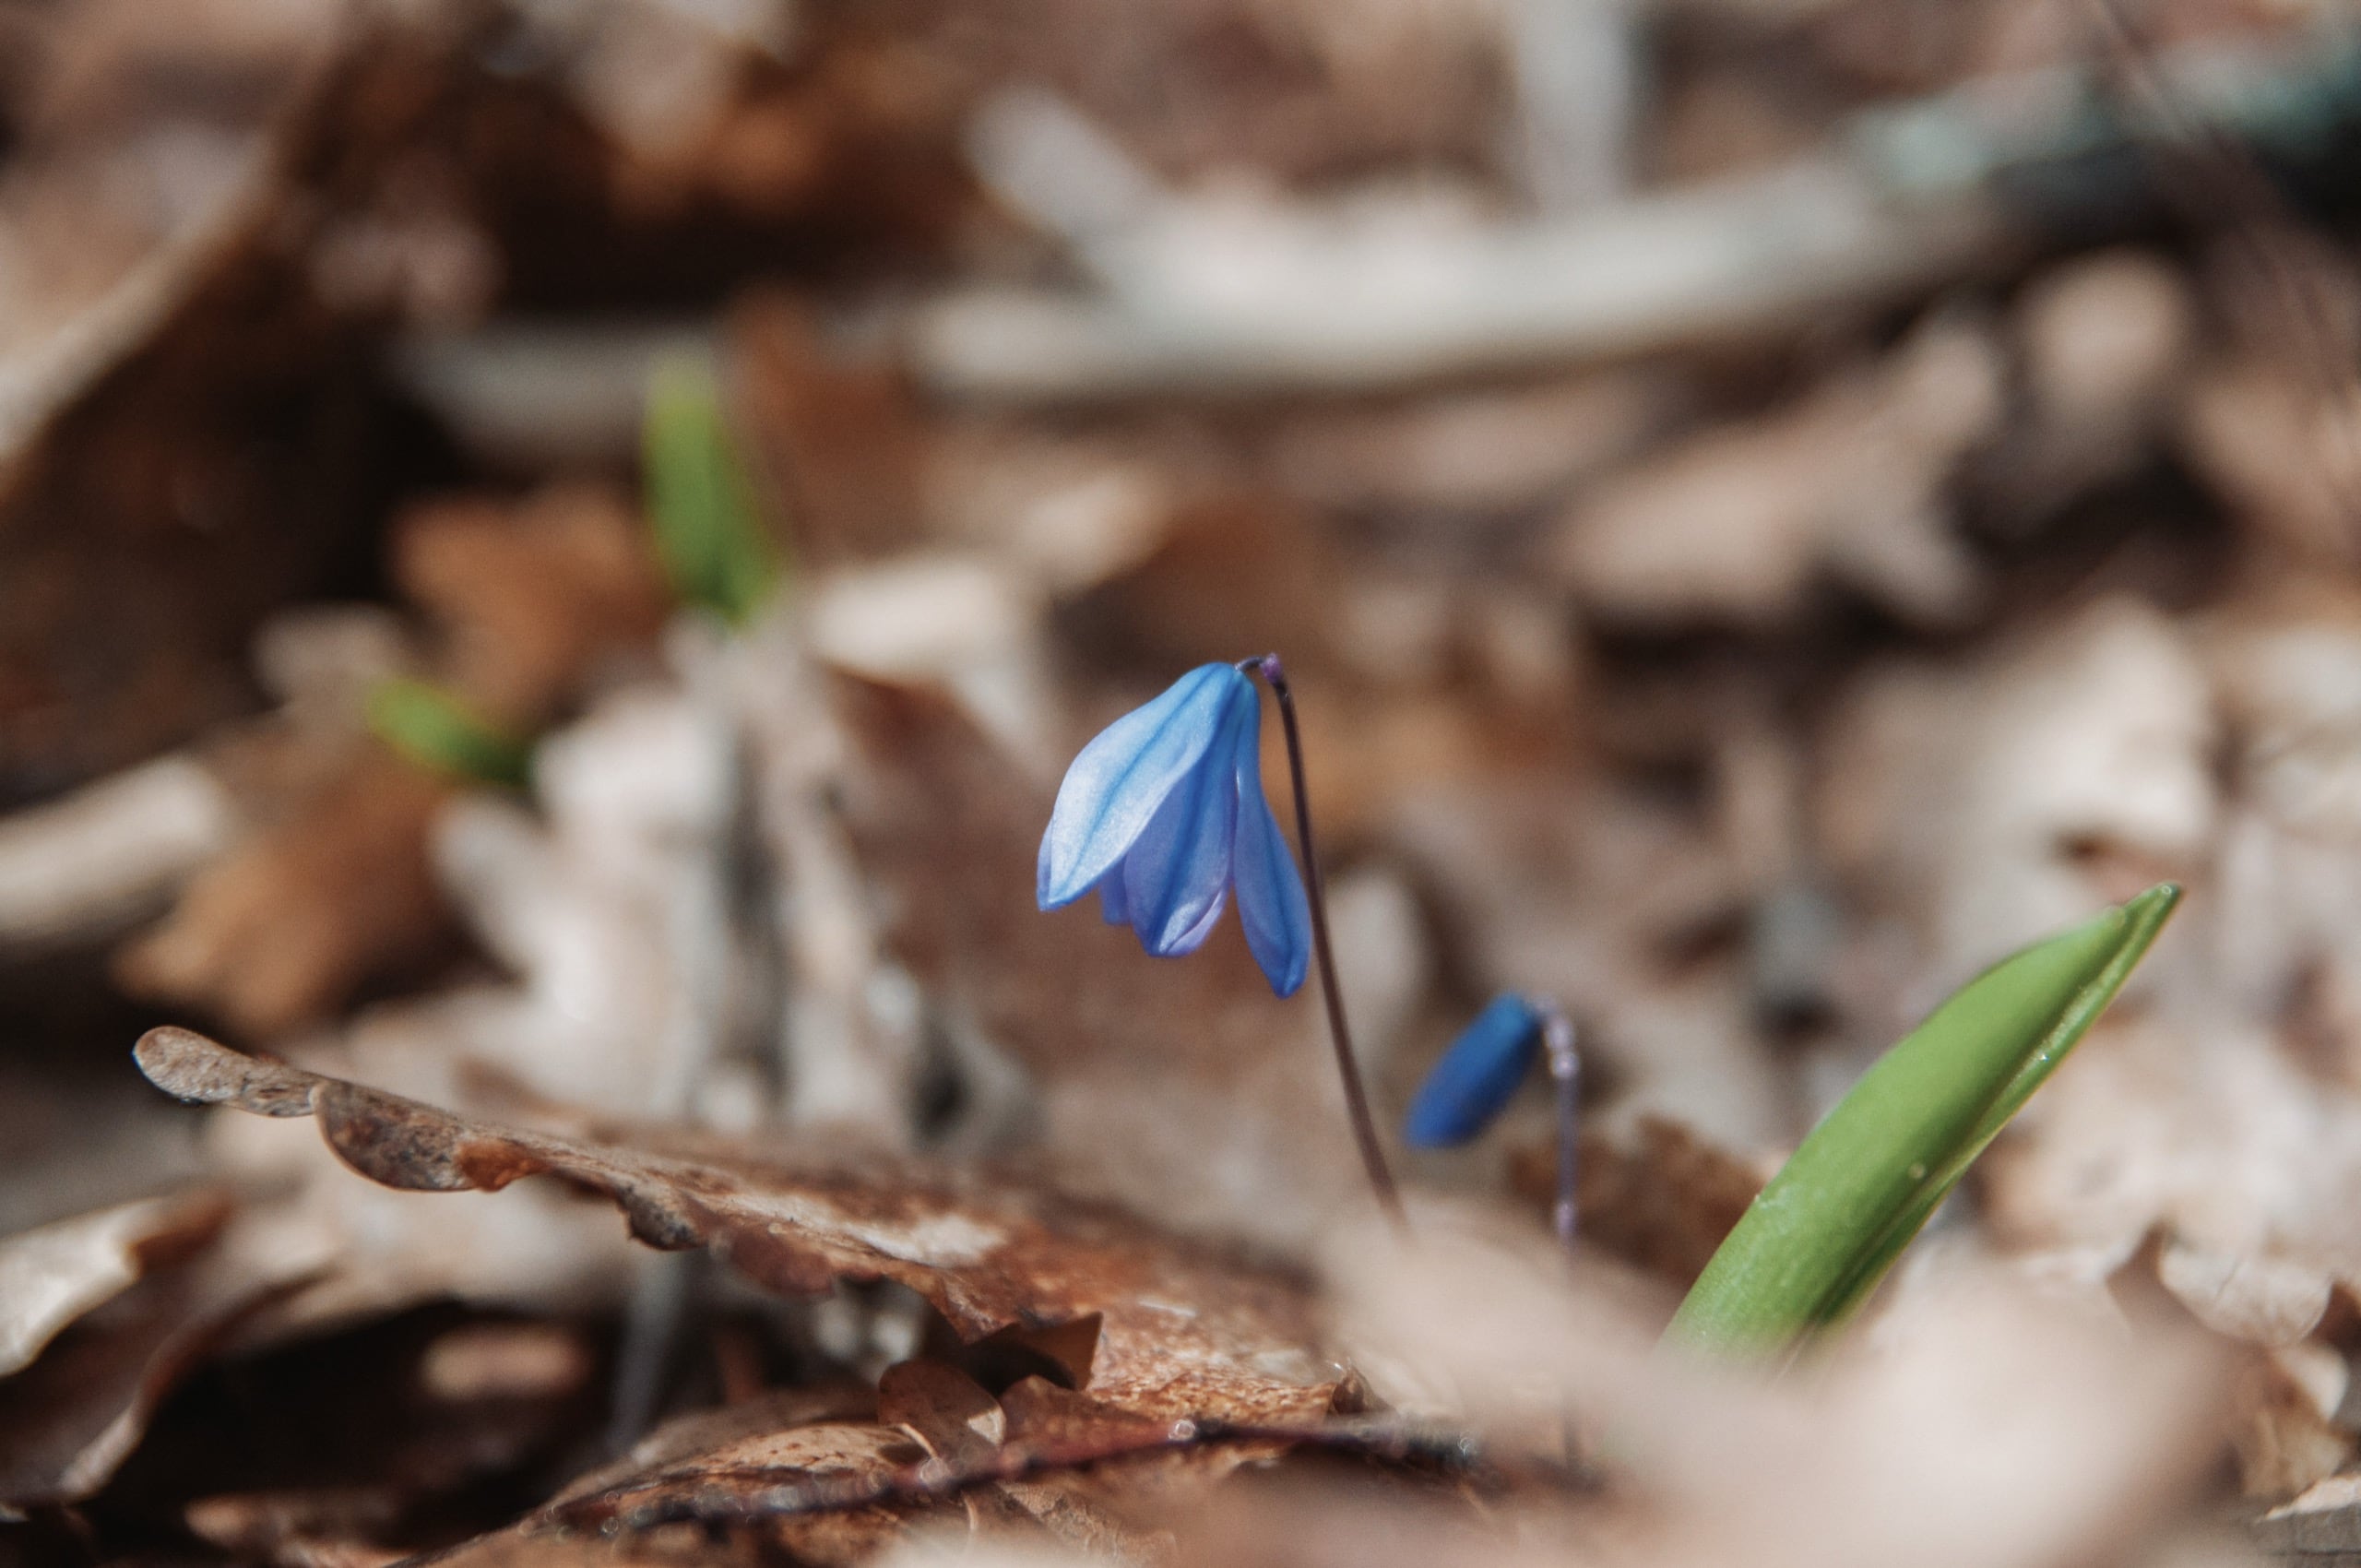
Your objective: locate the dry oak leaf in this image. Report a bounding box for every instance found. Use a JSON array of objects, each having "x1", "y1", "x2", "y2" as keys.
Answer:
[{"x1": 133, "y1": 1028, "x2": 1347, "y2": 1426}]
